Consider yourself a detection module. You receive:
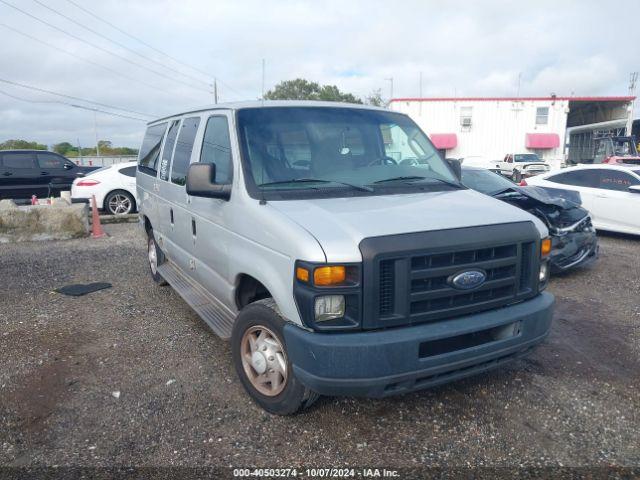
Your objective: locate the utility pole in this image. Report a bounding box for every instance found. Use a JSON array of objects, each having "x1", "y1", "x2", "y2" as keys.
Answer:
[
  {"x1": 77, "y1": 138, "x2": 83, "y2": 163},
  {"x1": 93, "y1": 111, "x2": 100, "y2": 157},
  {"x1": 419, "y1": 72, "x2": 423, "y2": 115},
  {"x1": 626, "y1": 71, "x2": 638, "y2": 136},
  {"x1": 385, "y1": 77, "x2": 393, "y2": 103},
  {"x1": 213, "y1": 78, "x2": 218, "y2": 104},
  {"x1": 261, "y1": 58, "x2": 266, "y2": 101}
]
